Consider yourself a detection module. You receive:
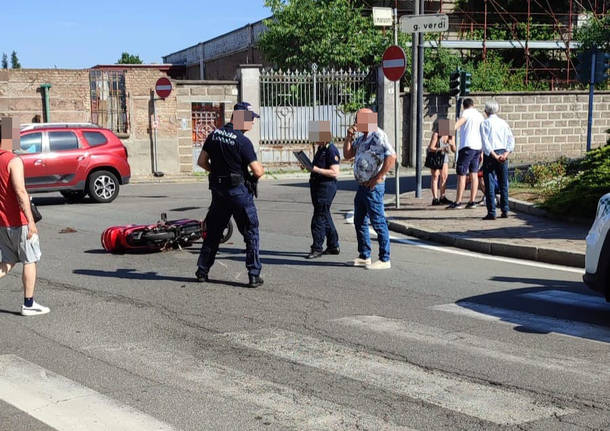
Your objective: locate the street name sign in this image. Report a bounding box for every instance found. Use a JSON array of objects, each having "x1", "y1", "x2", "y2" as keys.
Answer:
[
  {"x1": 155, "y1": 77, "x2": 172, "y2": 99},
  {"x1": 372, "y1": 7, "x2": 393, "y2": 26},
  {"x1": 399, "y1": 14, "x2": 449, "y2": 34},
  {"x1": 382, "y1": 45, "x2": 406, "y2": 82}
]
